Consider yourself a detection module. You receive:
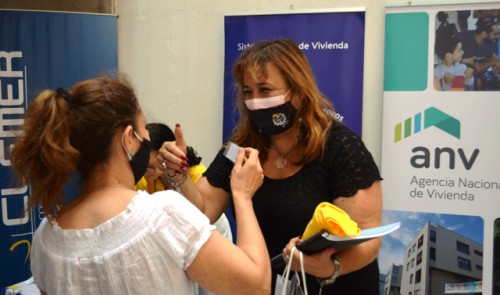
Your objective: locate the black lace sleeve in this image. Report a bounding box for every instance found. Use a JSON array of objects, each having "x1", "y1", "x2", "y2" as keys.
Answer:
[
  {"x1": 203, "y1": 148, "x2": 233, "y2": 193},
  {"x1": 325, "y1": 123, "x2": 382, "y2": 198}
]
